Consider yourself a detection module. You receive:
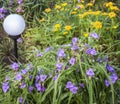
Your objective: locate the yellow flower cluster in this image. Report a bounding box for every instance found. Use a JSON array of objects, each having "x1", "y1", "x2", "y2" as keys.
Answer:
[
  {"x1": 55, "y1": 5, "x2": 61, "y2": 9},
  {"x1": 65, "y1": 25, "x2": 72, "y2": 31},
  {"x1": 84, "y1": 33, "x2": 89, "y2": 37},
  {"x1": 92, "y1": 21, "x2": 102, "y2": 29},
  {"x1": 87, "y1": 3, "x2": 93, "y2": 7},
  {"x1": 104, "y1": 2, "x2": 114, "y2": 7},
  {"x1": 63, "y1": 31, "x2": 68, "y2": 35},
  {"x1": 44, "y1": 8, "x2": 51, "y2": 13}
]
